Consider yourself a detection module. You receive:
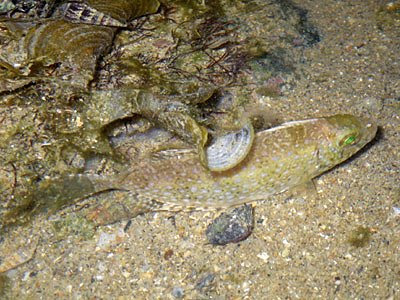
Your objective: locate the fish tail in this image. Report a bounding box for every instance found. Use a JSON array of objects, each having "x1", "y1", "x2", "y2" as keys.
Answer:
[{"x1": 2, "y1": 174, "x2": 114, "y2": 228}]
